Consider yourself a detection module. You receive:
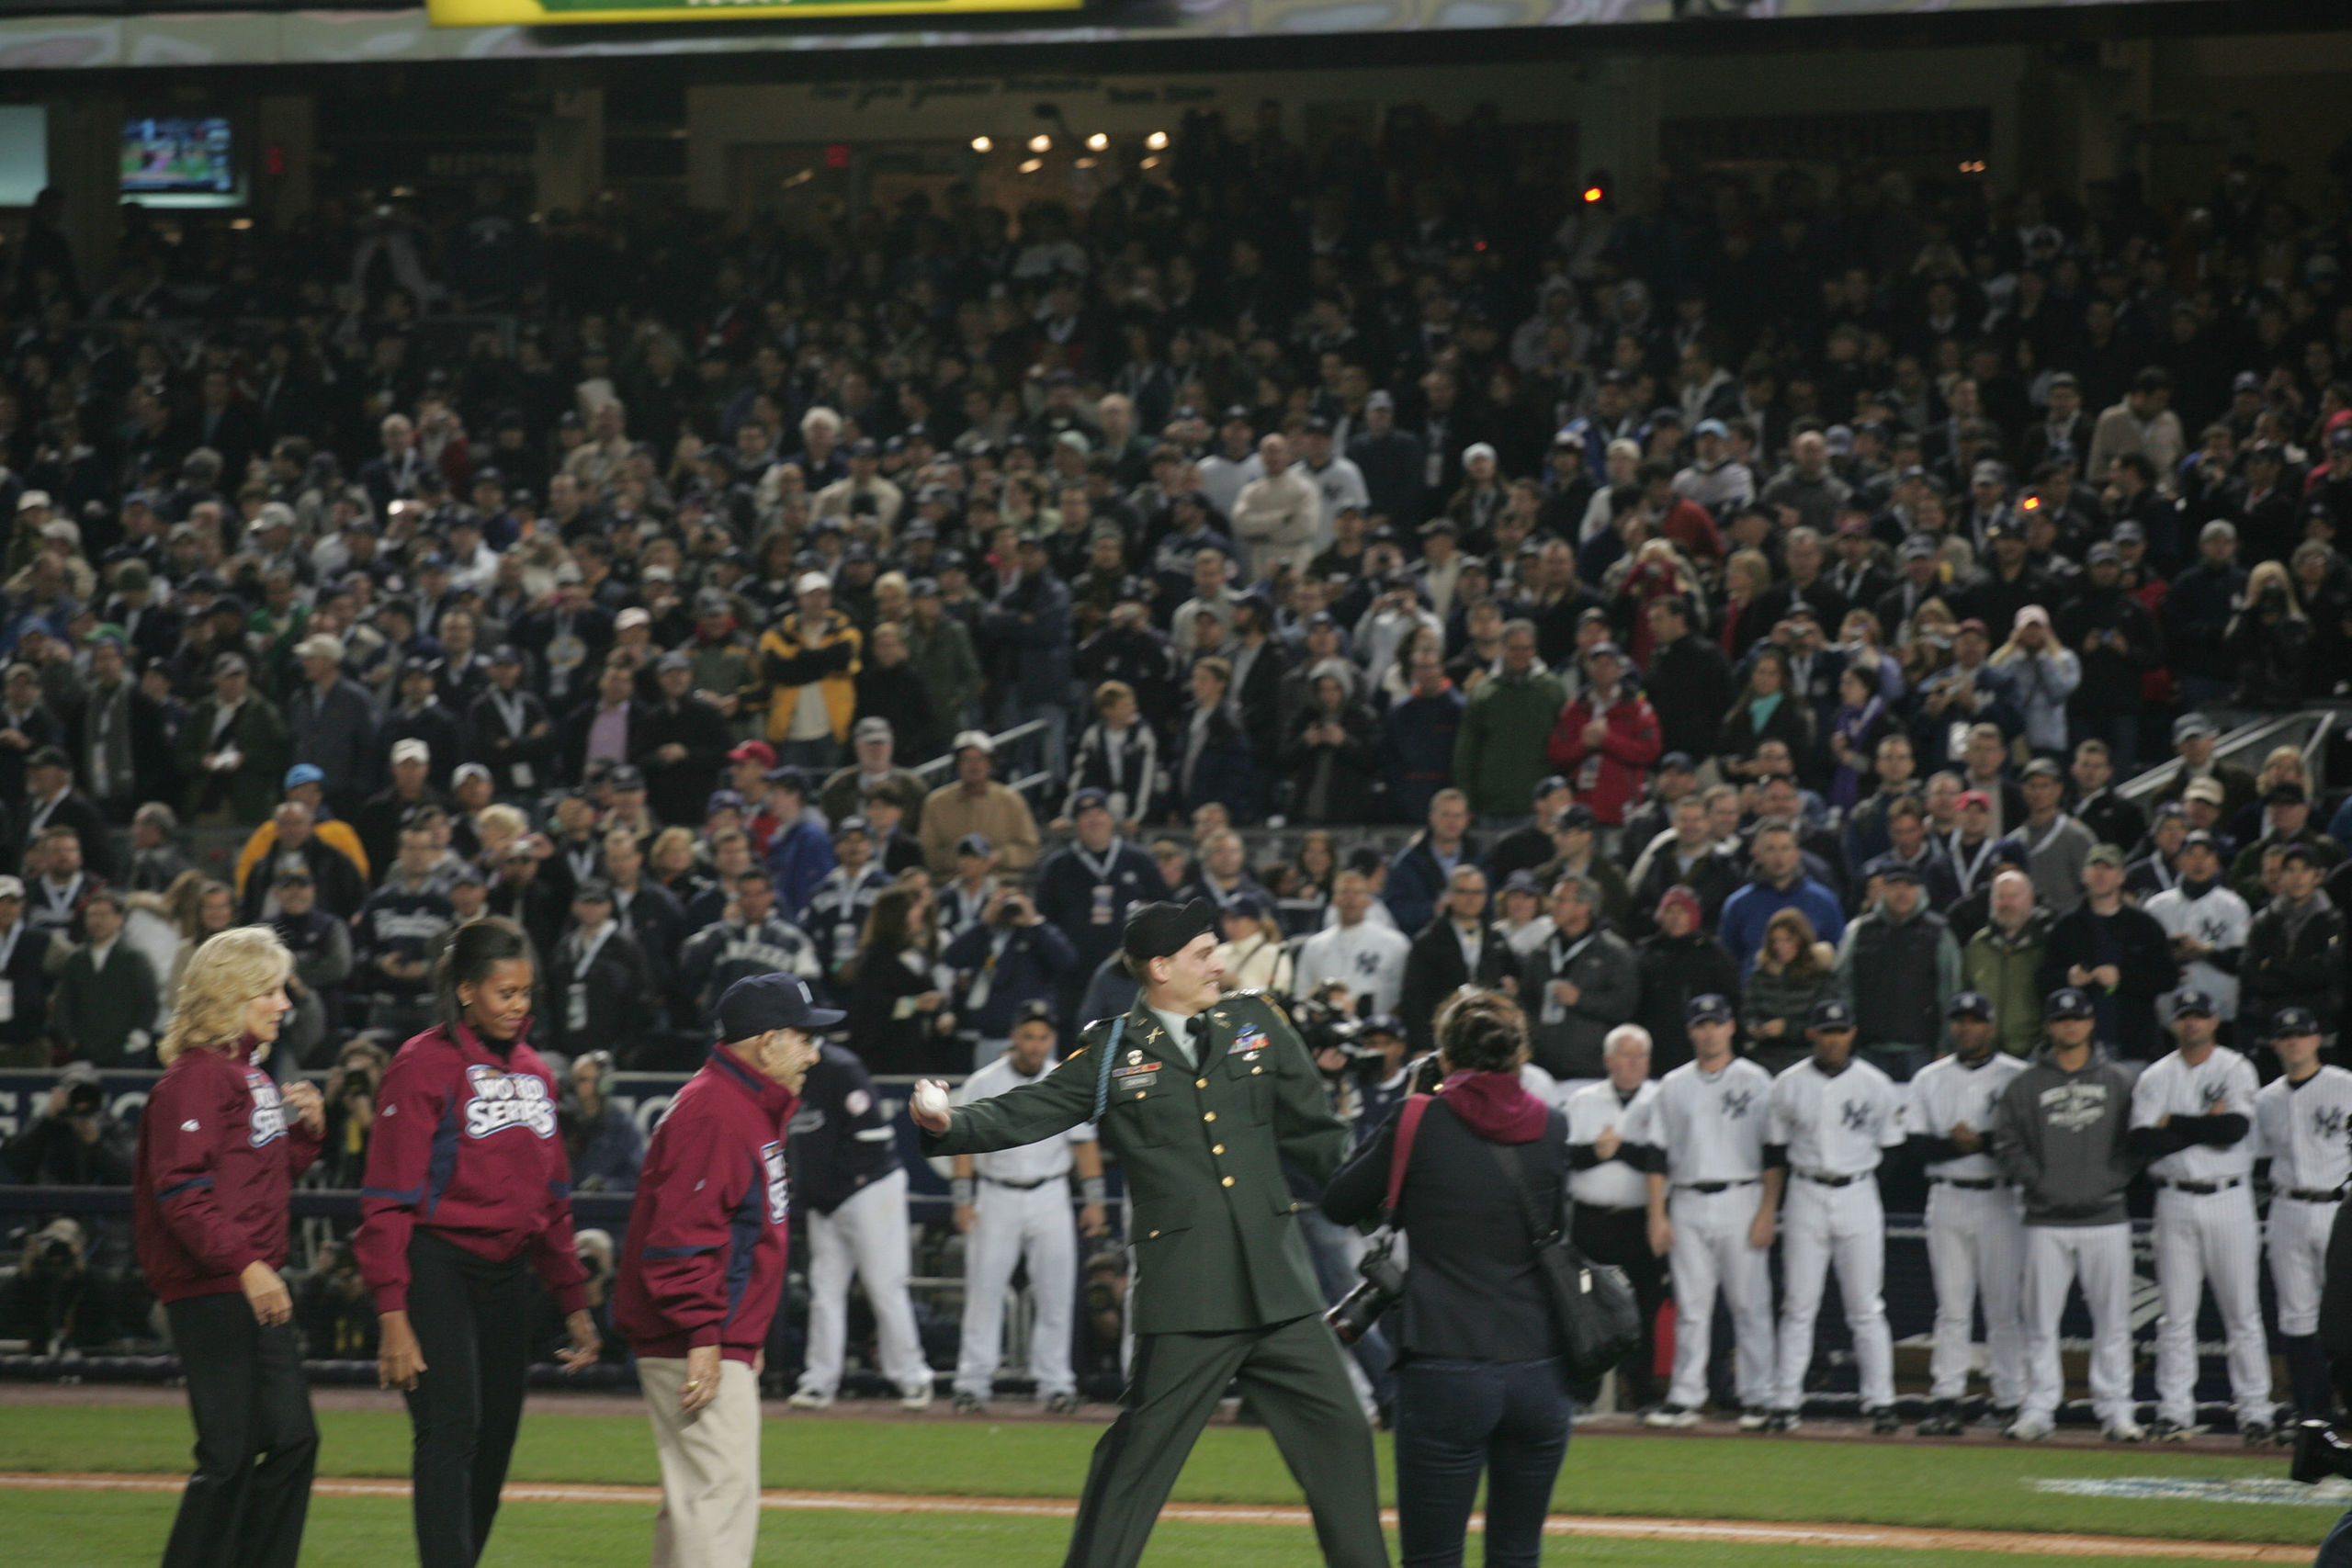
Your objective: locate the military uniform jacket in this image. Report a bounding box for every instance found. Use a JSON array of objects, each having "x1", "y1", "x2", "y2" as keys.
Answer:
[{"x1": 924, "y1": 990, "x2": 1346, "y2": 1336}]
